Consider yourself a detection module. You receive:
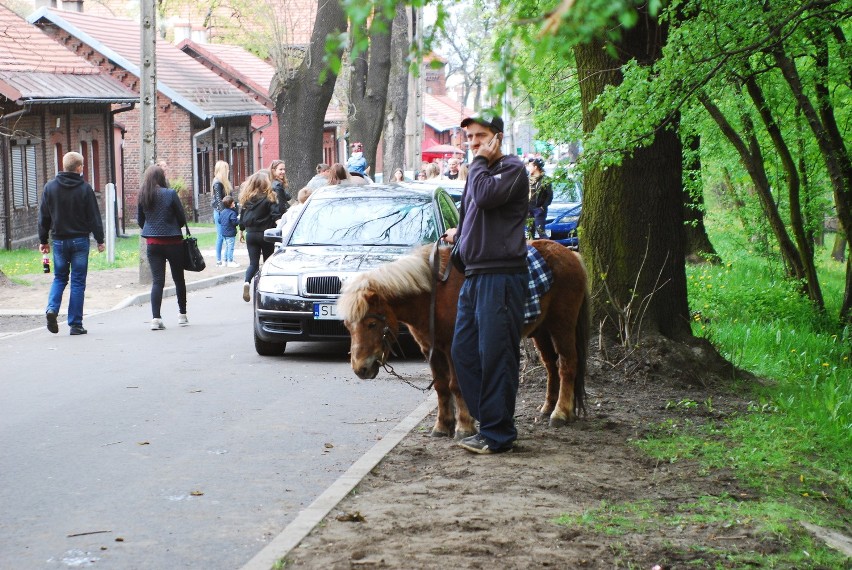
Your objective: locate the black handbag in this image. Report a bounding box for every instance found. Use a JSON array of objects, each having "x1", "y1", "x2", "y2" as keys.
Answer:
[{"x1": 183, "y1": 226, "x2": 206, "y2": 272}]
